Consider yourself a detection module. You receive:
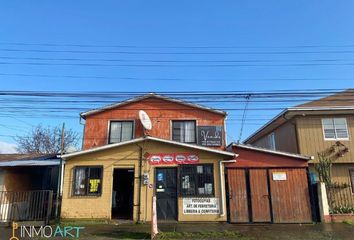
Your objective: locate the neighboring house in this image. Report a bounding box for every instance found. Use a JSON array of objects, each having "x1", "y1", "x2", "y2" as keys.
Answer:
[
  {"x1": 0, "y1": 154, "x2": 61, "y2": 223},
  {"x1": 60, "y1": 94, "x2": 235, "y2": 222},
  {"x1": 244, "y1": 90, "x2": 354, "y2": 208}
]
